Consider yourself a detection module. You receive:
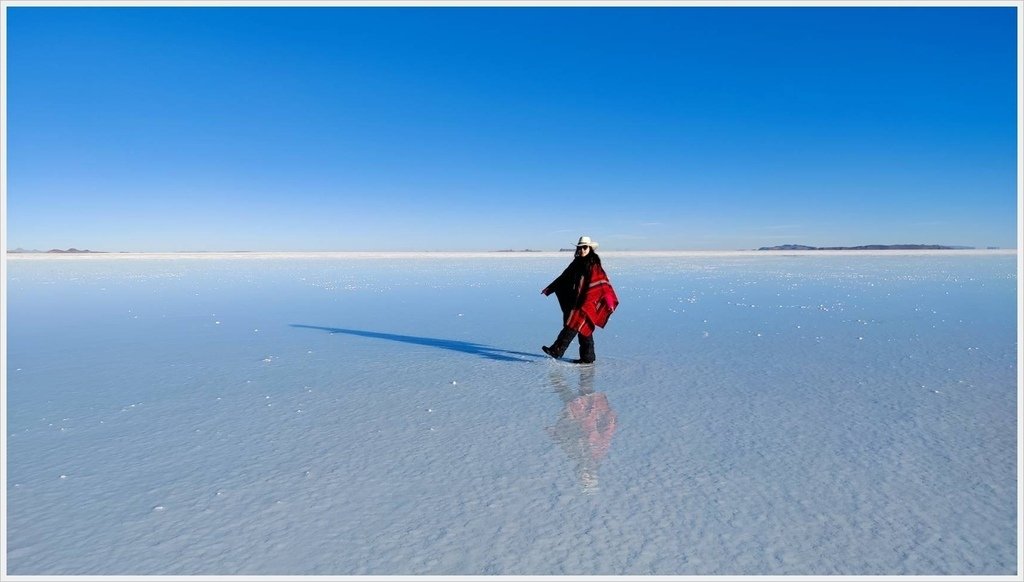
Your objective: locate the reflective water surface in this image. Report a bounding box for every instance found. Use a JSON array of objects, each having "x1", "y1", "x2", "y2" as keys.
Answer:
[{"x1": 6, "y1": 253, "x2": 1017, "y2": 575}]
